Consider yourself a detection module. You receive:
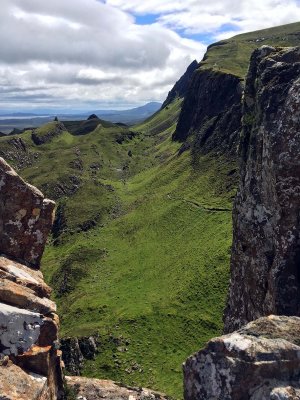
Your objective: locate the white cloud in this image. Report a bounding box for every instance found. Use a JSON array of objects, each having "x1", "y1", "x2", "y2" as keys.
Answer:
[
  {"x1": 1, "y1": 0, "x2": 300, "y2": 111},
  {"x1": 0, "y1": 0, "x2": 205, "y2": 111},
  {"x1": 106, "y1": 0, "x2": 300, "y2": 36}
]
